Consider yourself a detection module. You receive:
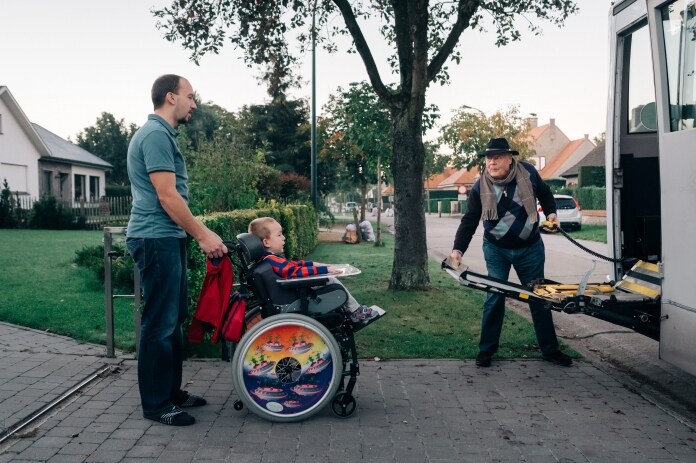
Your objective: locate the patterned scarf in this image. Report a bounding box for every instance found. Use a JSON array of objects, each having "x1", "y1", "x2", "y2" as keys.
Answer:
[{"x1": 480, "y1": 158, "x2": 538, "y2": 223}]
